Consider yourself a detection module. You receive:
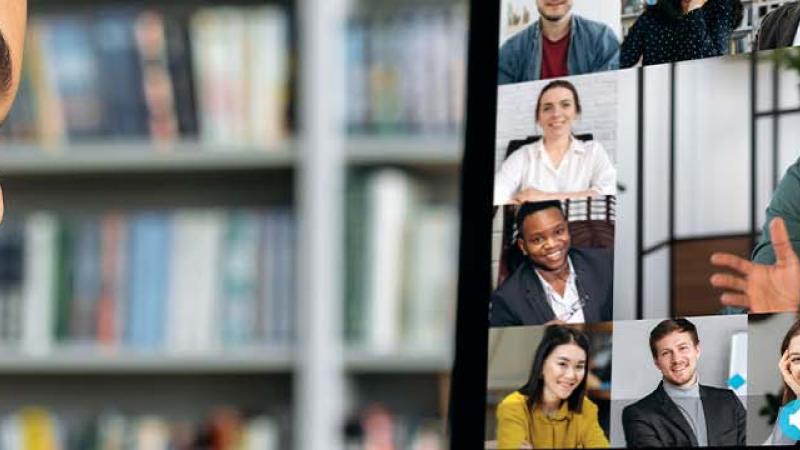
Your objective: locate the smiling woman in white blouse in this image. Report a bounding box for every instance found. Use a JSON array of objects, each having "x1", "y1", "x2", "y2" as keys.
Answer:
[{"x1": 493, "y1": 80, "x2": 616, "y2": 206}]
